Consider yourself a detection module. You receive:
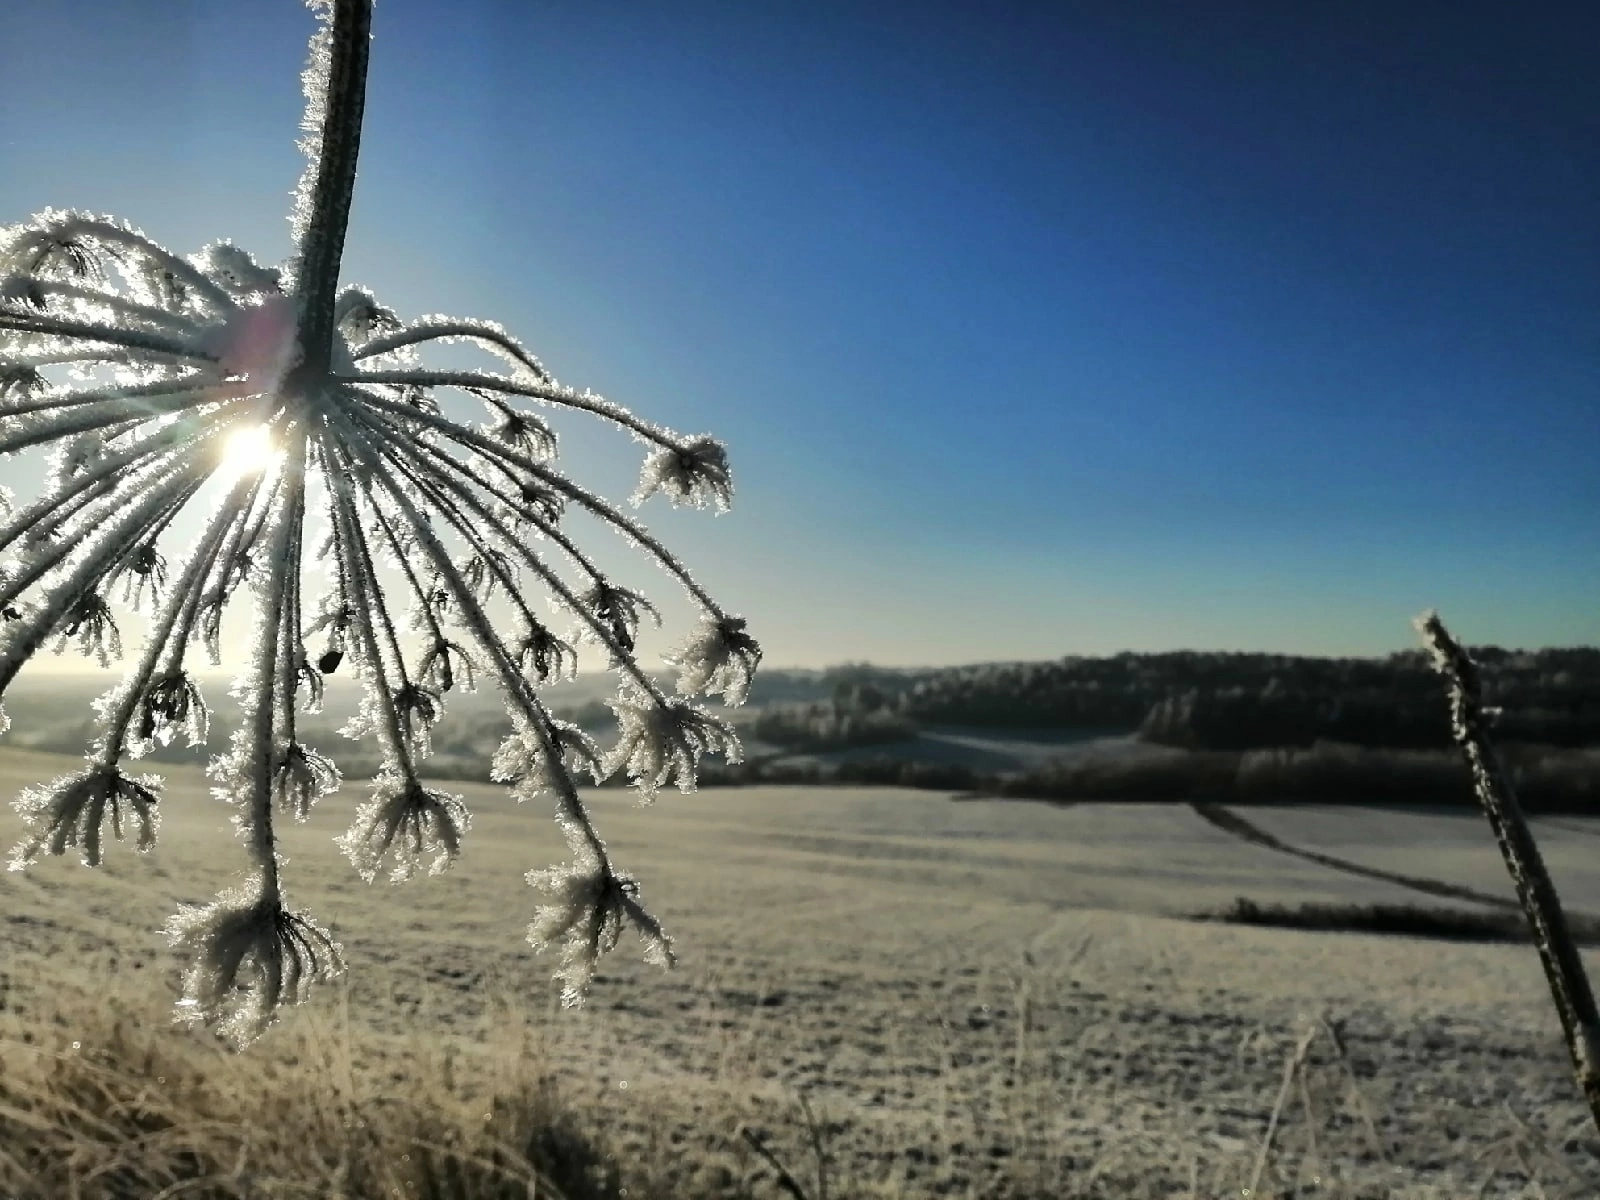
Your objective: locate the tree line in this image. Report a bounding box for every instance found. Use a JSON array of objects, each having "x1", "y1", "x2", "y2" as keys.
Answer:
[{"x1": 843, "y1": 647, "x2": 1600, "y2": 750}]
